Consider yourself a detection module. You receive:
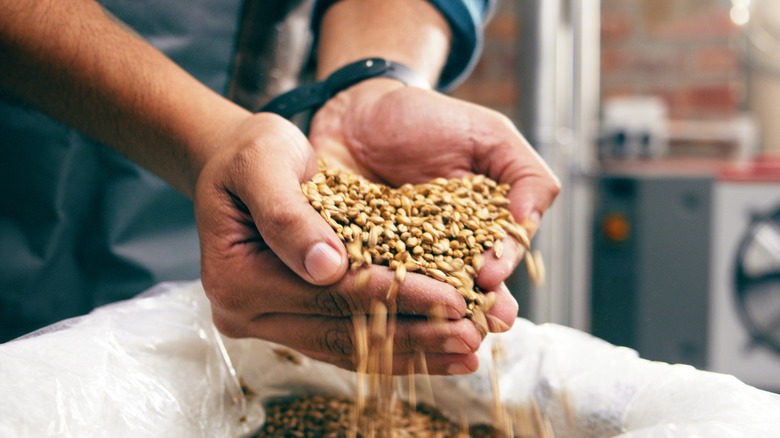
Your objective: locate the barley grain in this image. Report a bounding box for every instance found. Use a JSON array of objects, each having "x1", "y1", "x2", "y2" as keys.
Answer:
[
  {"x1": 493, "y1": 240, "x2": 504, "y2": 259},
  {"x1": 301, "y1": 163, "x2": 542, "y2": 338}
]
